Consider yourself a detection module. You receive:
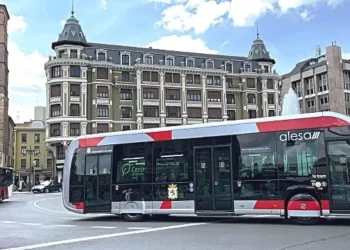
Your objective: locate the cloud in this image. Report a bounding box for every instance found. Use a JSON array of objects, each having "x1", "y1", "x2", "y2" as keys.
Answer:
[
  {"x1": 59, "y1": 19, "x2": 66, "y2": 28},
  {"x1": 299, "y1": 10, "x2": 314, "y2": 21},
  {"x1": 343, "y1": 53, "x2": 350, "y2": 60},
  {"x1": 147, "y1": 35, "x2": 217, "y2": 54},
  {"x1": 153, "y1": 0, "x2": 344, "y2": 32},
  {"x1": 100, "y1": 0, "x2": 107, "y2": 9},
  {"x1": 155, "y1": 0, "x2": 230, "y2": 34},
  {"x1": 8, "y1": 15, "x2": 47, "y2": 123}
]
